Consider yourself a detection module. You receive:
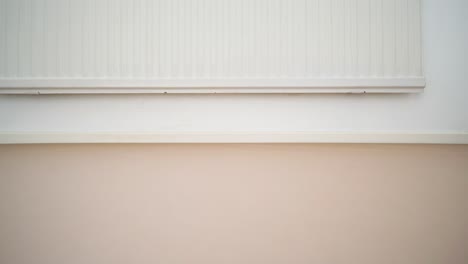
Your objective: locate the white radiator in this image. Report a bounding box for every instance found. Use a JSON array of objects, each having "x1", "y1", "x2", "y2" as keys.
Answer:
[{"x1": 0, "y1": 0, "x2": 424, "y2": 93}]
